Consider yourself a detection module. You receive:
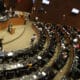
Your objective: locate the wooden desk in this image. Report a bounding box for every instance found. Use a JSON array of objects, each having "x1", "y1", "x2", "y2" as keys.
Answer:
[
  {"x1": 8, "y1": 17, "x2": 25, "y2": 25},
  {"x1": 0, "y1": 21, "x2": 8, "y2": 30},
  {"x1": 0, "y1": 17, "x2": 25, "y2": 30}
]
